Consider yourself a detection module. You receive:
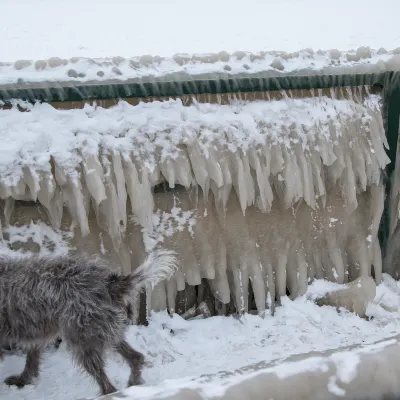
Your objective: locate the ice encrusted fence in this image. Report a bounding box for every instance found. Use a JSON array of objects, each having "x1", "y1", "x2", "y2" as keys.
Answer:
[{"x1": 0, "y1": 89, "x2": 390, "y2": 317}]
